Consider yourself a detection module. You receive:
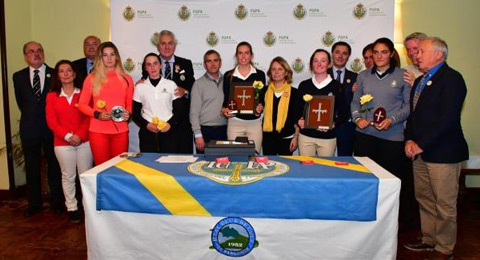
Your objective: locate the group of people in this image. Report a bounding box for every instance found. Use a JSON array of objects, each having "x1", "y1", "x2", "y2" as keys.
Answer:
[{"x1": 14, "y1": 30, "x2": 468, "y2": 260}]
